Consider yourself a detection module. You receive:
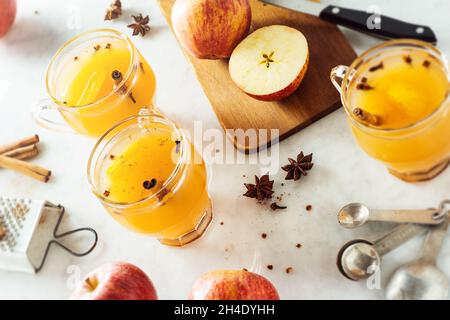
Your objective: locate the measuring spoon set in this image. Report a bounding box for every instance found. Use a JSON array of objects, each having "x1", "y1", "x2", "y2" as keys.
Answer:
[{"x1": 336, "y1": 200, "x2": 450, "y2": 300}]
